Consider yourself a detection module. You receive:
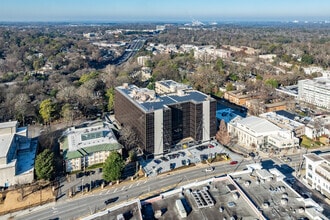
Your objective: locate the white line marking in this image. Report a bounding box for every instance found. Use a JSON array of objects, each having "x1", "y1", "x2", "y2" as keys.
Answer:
[
  {"x1": 113, "y1": 188, "x2": 117, "y2": 193},
  {"x1": 122, "y1": 186, "x2": 126, "y2": 190},
  {"x1": 137, "y1": 182, "x2": 140, "y2": 186},
  {"x1": 129, "y1": 184, "x2": 133, "y2": 189}
]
